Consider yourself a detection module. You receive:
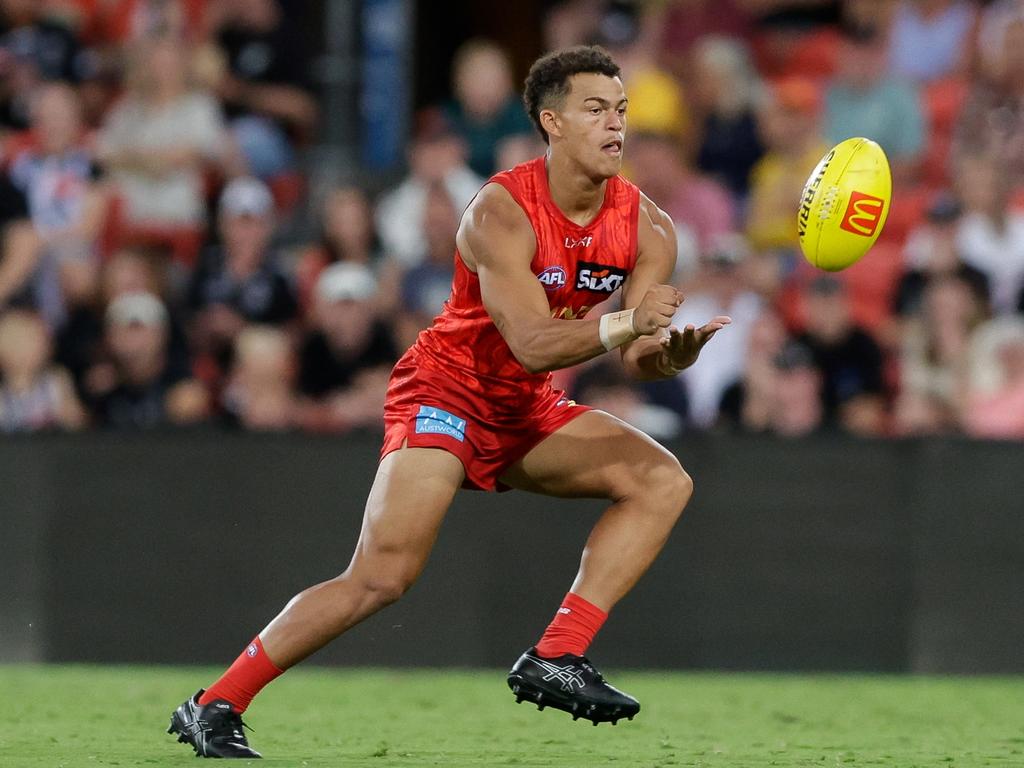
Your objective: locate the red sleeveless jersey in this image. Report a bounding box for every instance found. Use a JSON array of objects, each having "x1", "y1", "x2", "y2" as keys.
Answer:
[{"x1": 407, "y1": 156, "x2": 641, "y2": 409}]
